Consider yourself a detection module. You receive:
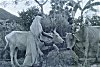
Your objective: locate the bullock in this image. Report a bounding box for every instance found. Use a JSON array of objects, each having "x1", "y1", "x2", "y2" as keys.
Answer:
[
  {"x1": 4, "y1": 29, "x2": 64, "y2": 67},
  {"x1": 65, "y1": 25, "x2": 100, "y2": 66}
]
